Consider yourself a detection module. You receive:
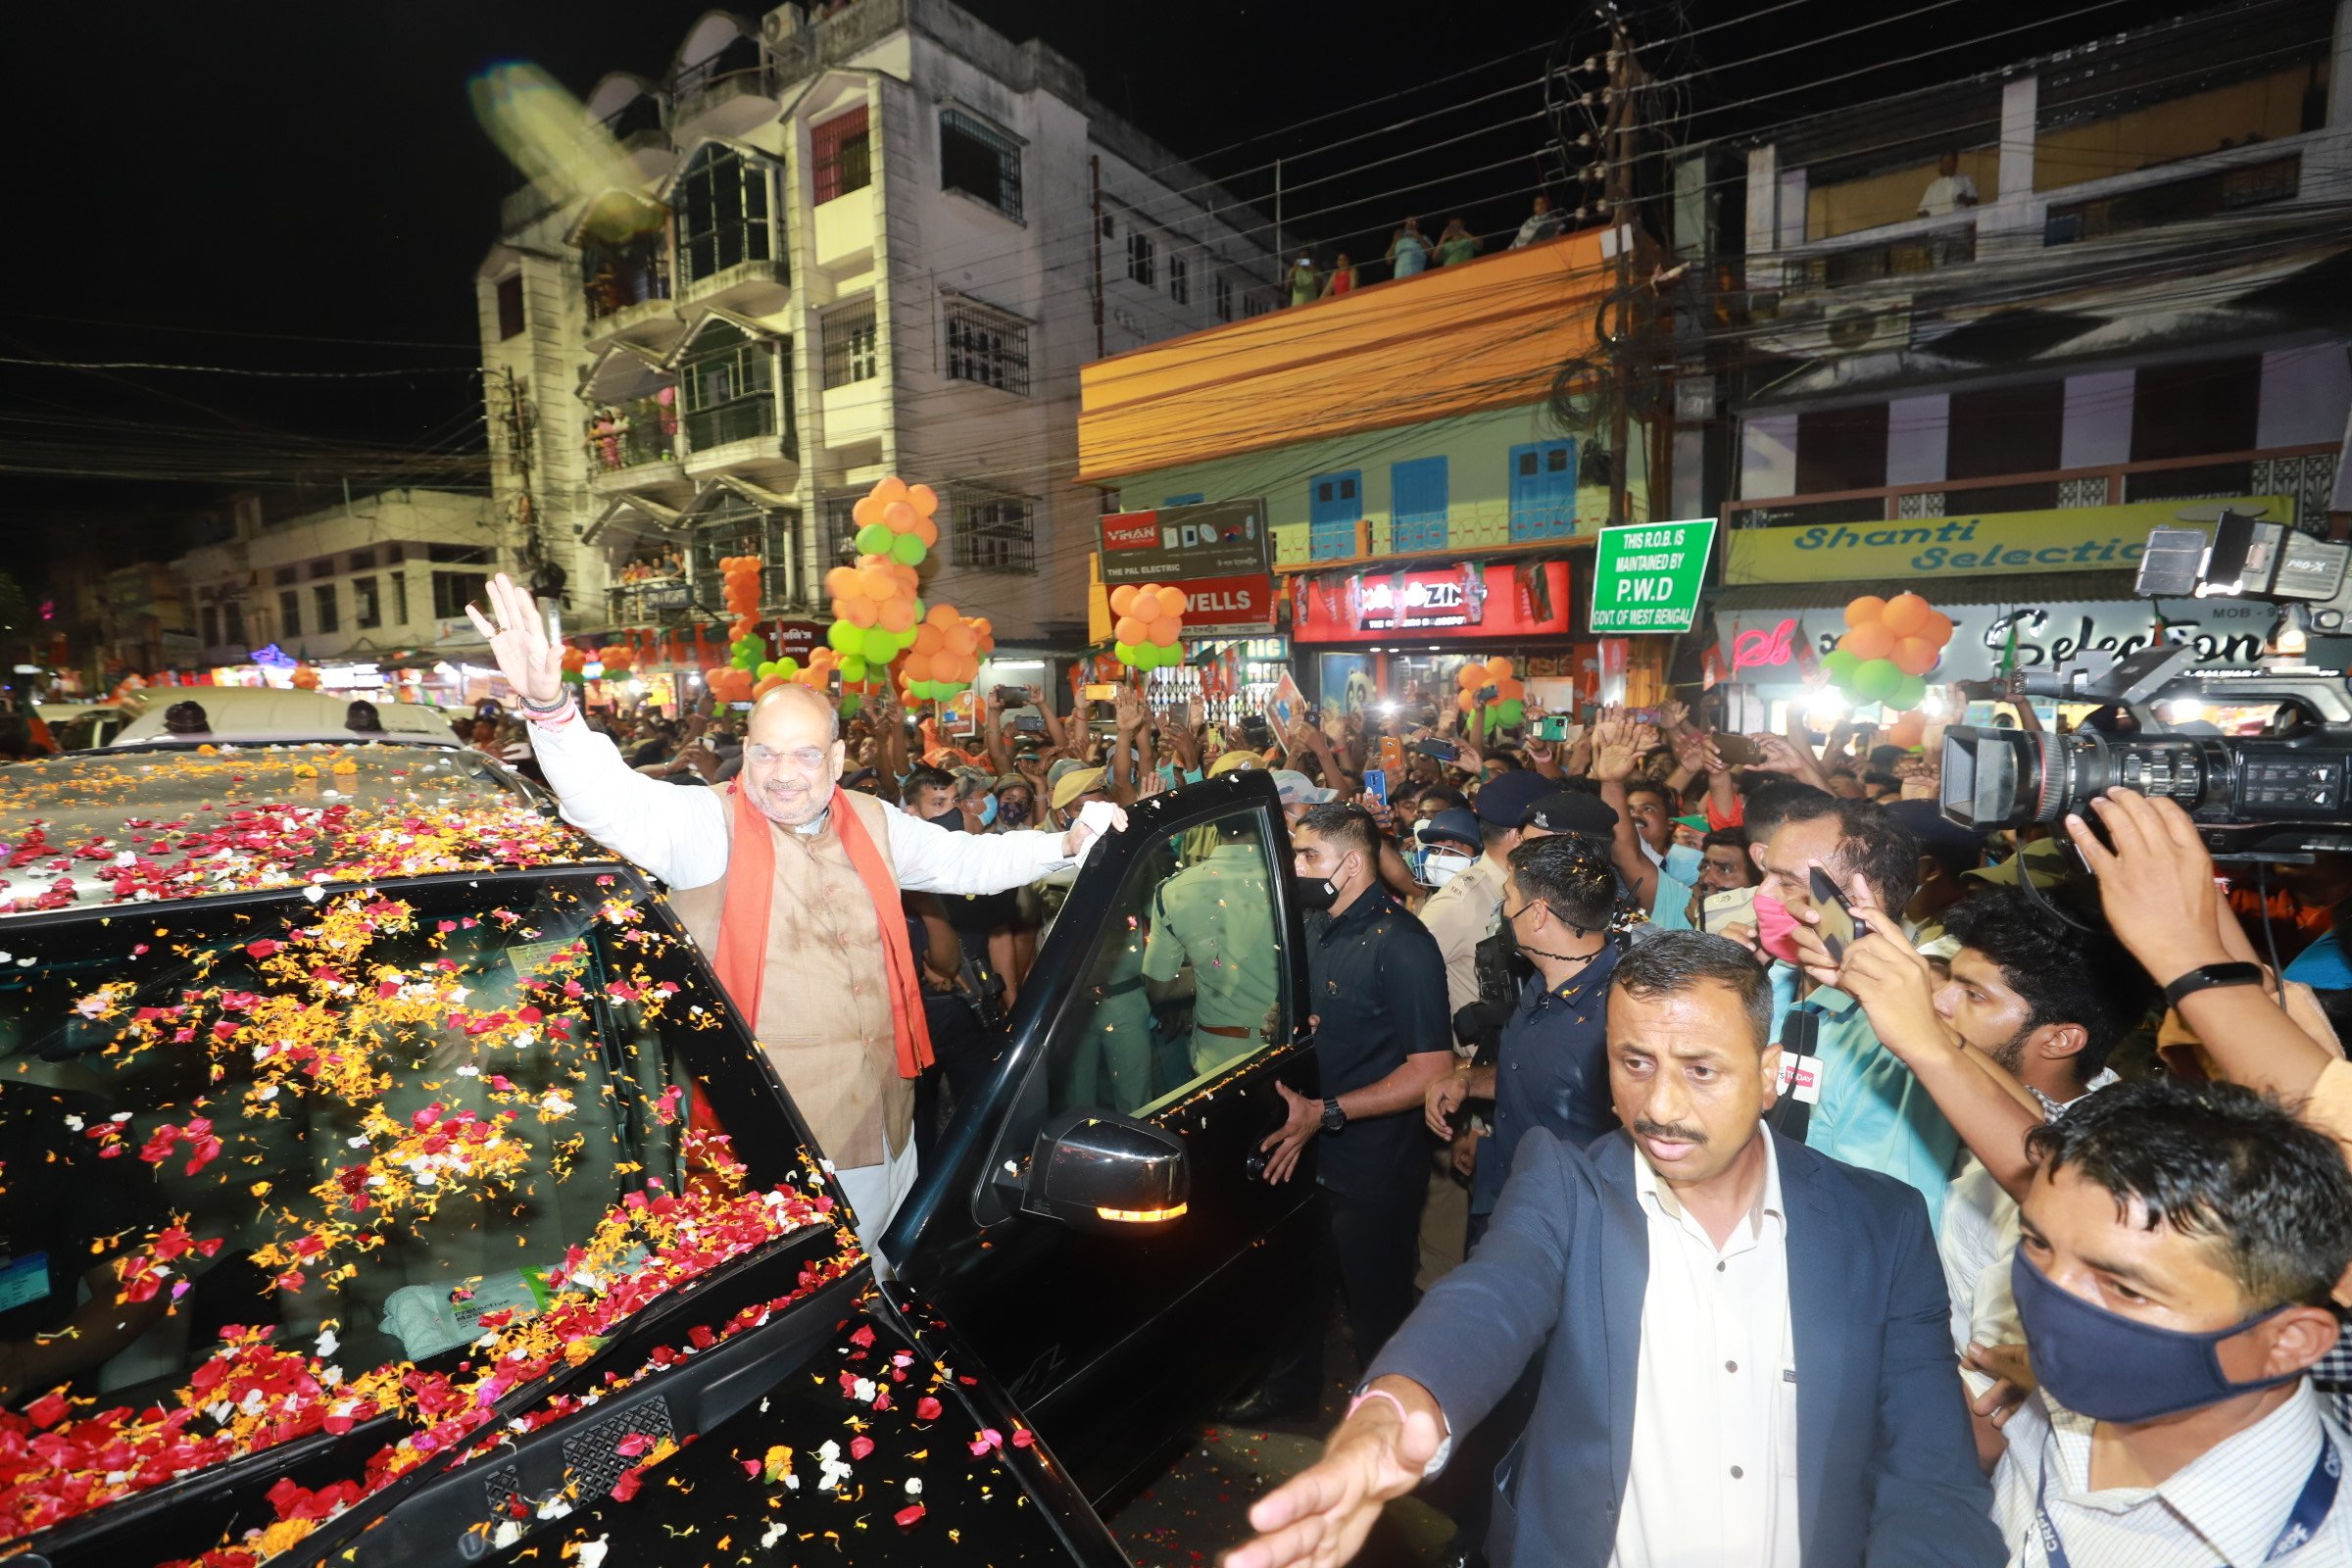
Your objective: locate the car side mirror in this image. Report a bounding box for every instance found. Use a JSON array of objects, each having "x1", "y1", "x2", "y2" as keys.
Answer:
[{"x1": 1015, "y1": 1108, "x2": 1190, "y2": 1235}]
